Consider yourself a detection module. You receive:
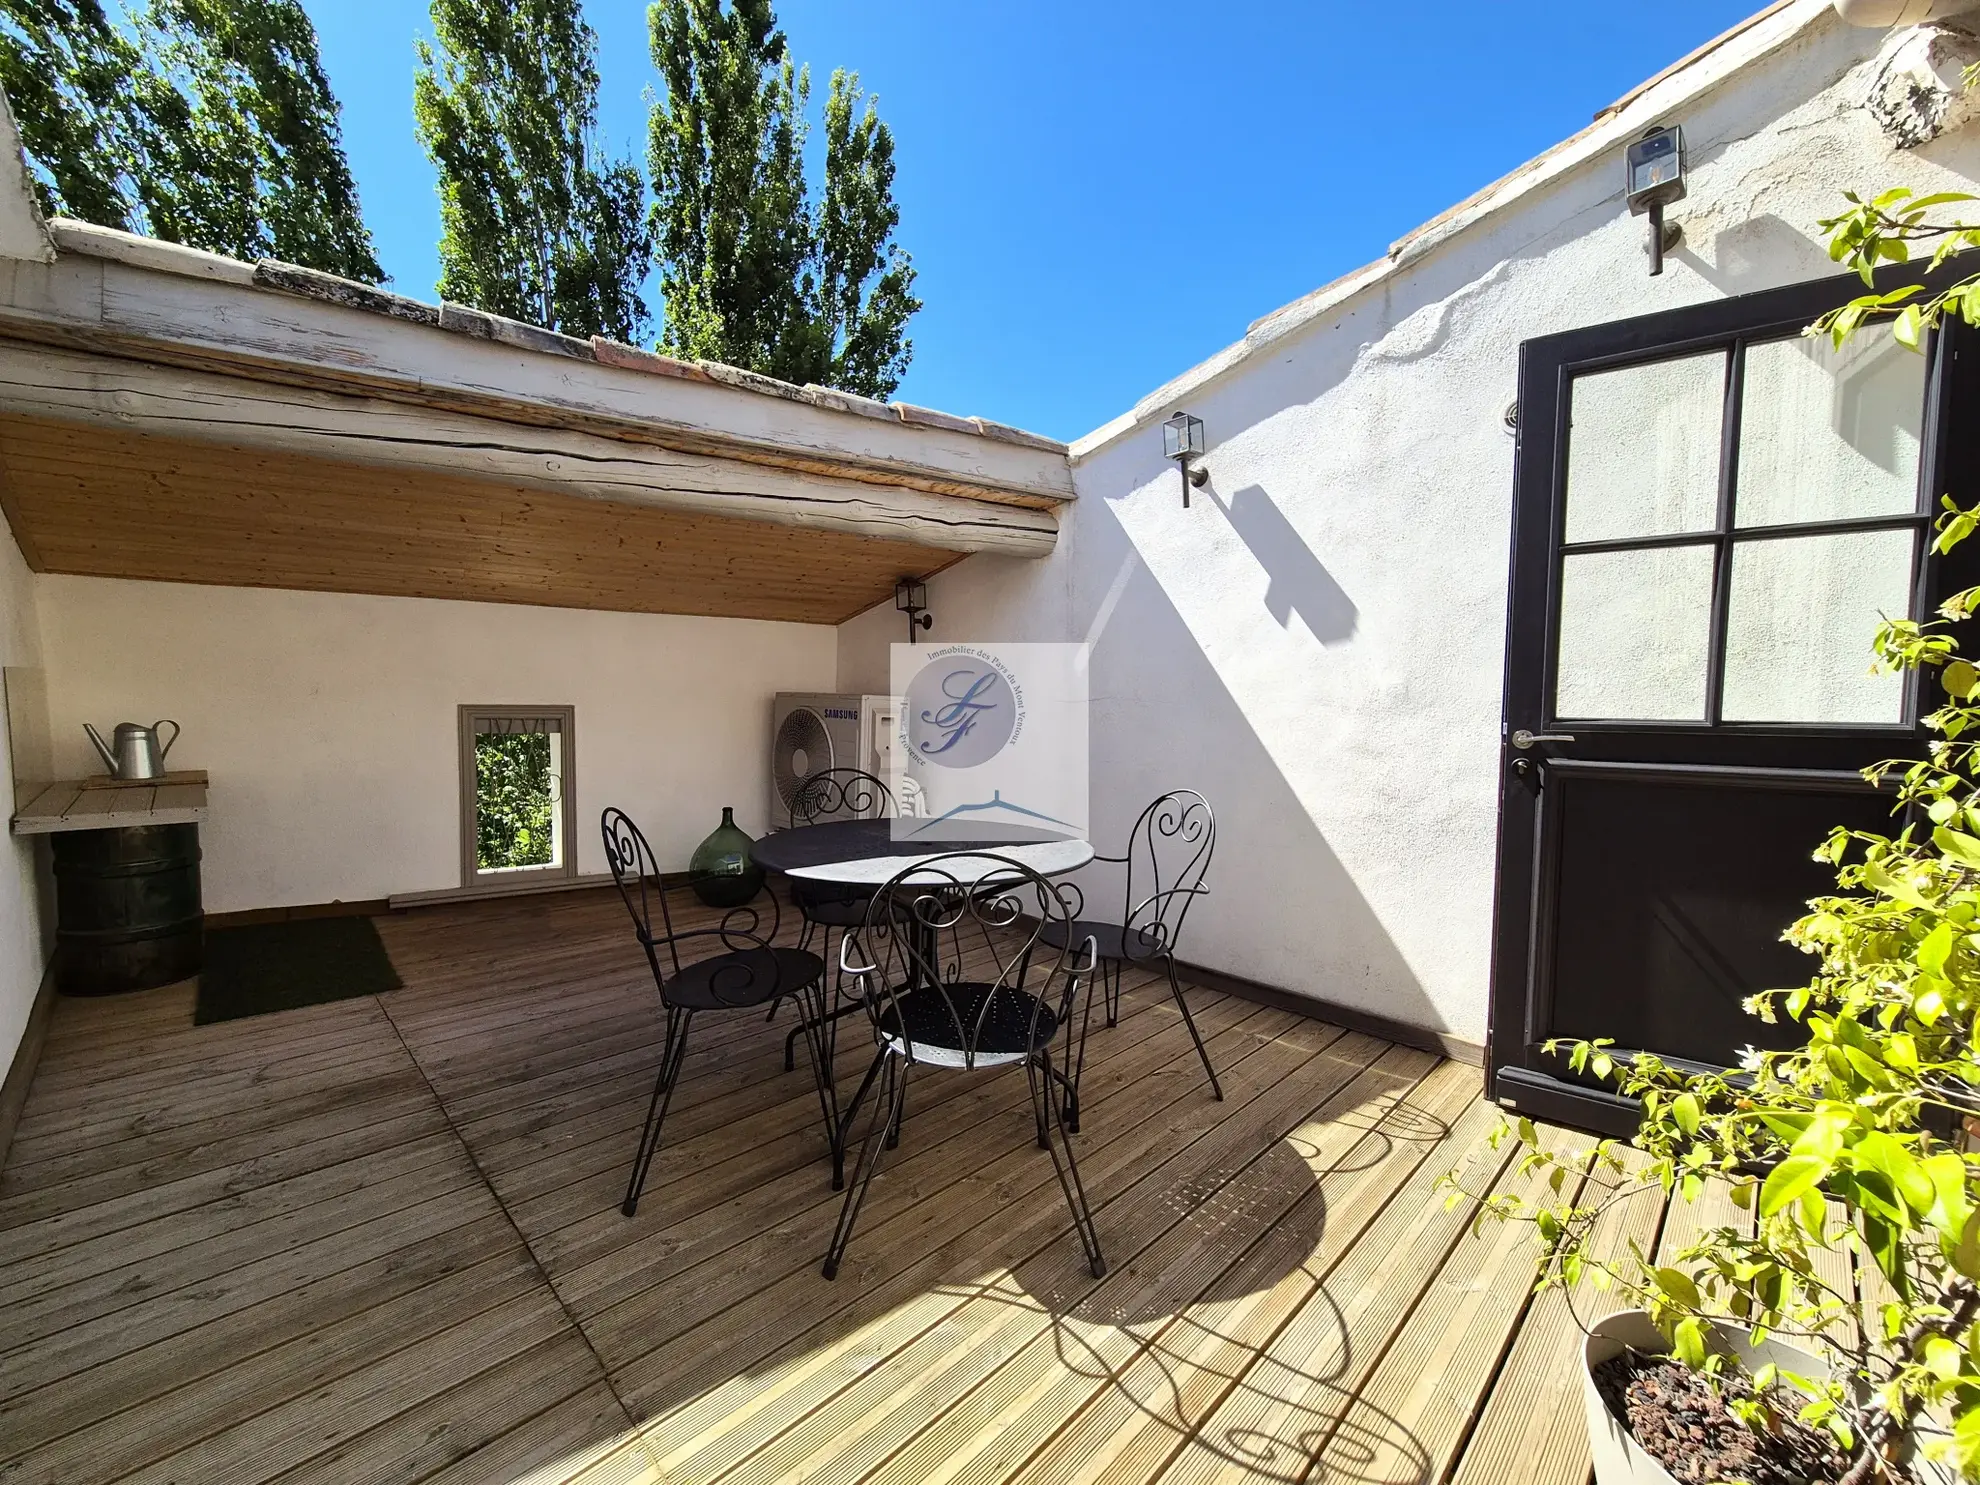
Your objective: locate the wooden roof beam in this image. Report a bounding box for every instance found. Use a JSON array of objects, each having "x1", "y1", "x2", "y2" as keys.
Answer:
[
  {"x1": 0, "y1": 224, "x2": 1075, "y2": 514},
  {"x1": 0, "y1": 345, "x2": 1058, "y2": 556}
]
